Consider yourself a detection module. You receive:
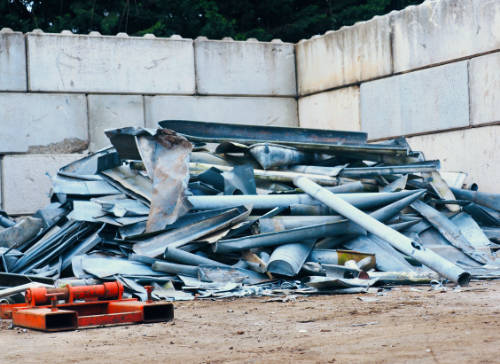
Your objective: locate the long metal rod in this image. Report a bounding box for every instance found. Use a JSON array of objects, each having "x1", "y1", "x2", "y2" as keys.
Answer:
[
  {"x1": 450, "y1": 188, "x2": 500, "y2": 212},
  {"x1": 190, "y1": 162, "x2": 339, "y2": 186},
  {"x1": 187, "y1": 190, "x2": 416, "y2": 210},
  {"x1": 159, "y1": 119, "x2": 368, "y2": 144},
  {"x1": 213, "y1": 220, "x2": 365, "y2": 254},
  {"x1": 259, "y1": 190, "x2": 425, "y2": 232},
  {"x1": 164, "y1": 247, "x2": 227, "y2": 267},
  {"x1": 339, "y1": 161, "x2": 440, "y2": 177},
  {"x1": 294, "y1": 176, "x2": 470, "y2": 285}
]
